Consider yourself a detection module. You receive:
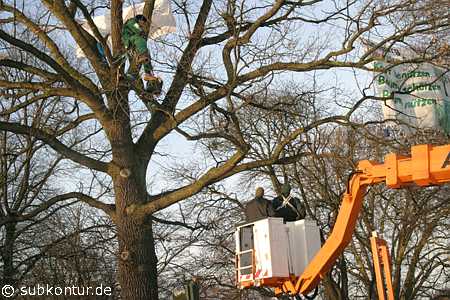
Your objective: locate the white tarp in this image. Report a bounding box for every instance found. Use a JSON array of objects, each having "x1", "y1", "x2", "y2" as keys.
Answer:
[
  {"x1": 76, "y1": 0, "x2": 176, "y2": 58},
  {"x1": 372, "y1": 49, "x2": 450, "y2": 135}
]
